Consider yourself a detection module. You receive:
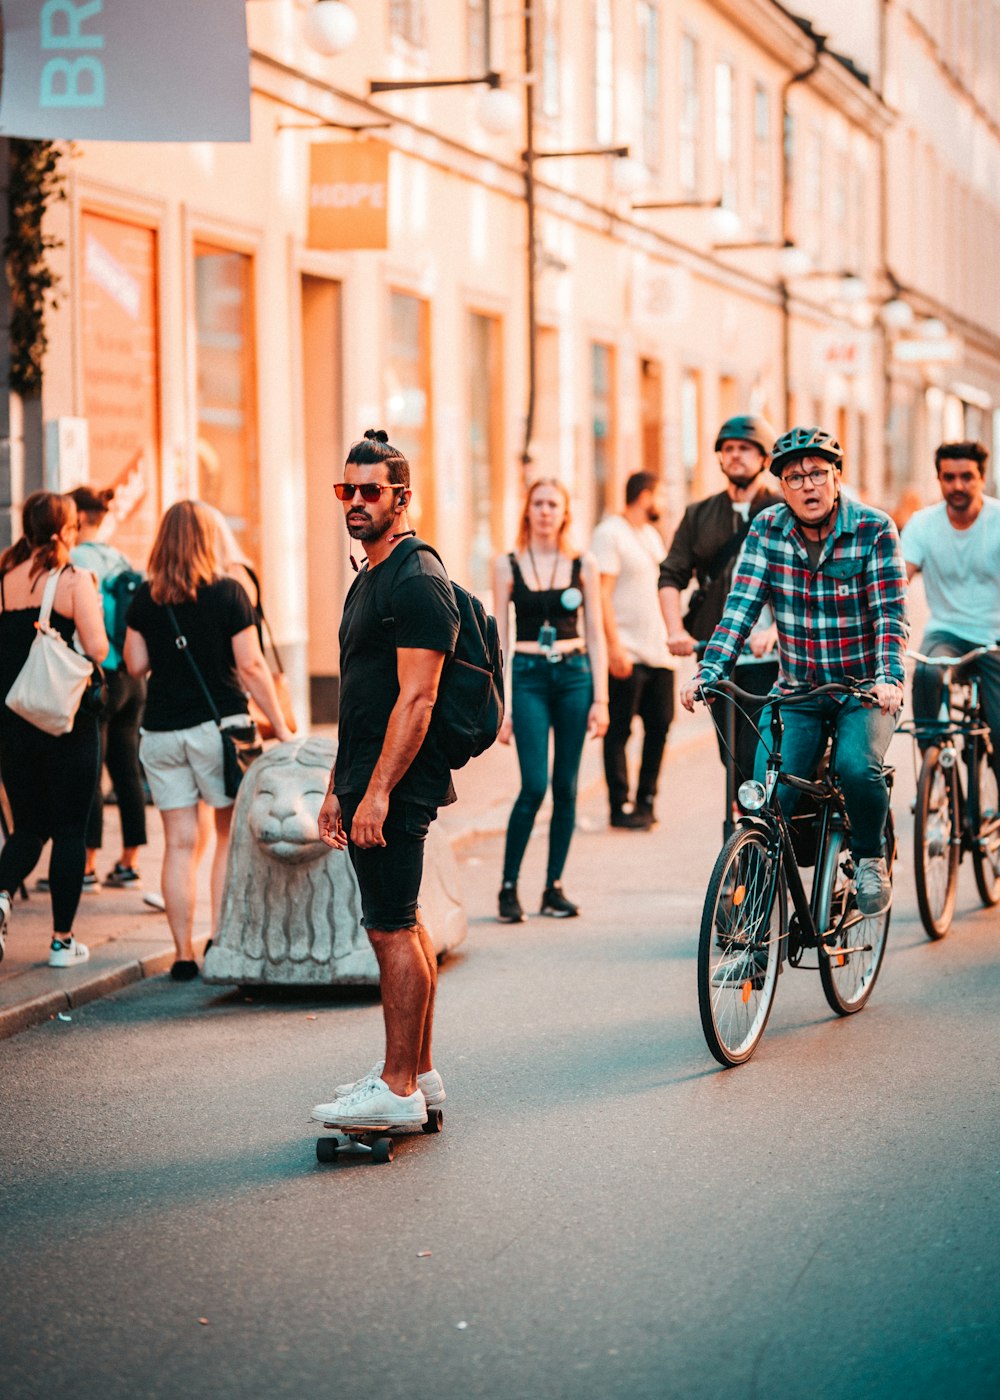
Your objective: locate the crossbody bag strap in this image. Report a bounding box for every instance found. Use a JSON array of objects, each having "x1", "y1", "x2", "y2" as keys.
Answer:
[
  {"x1": 700, "y1": 520, "x2": 749, "y2": 586},
  {"x1": 165, "y1": 604, "x2": 223, "y2": 727}
]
